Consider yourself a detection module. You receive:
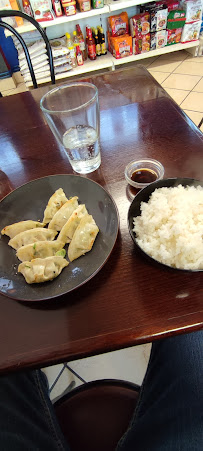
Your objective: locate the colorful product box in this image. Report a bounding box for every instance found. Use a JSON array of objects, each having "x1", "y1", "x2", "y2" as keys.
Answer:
[
  {"x1": 108, "y1": 12, "x2": 129, "y2": 37},
  {"x1": 129, "y1": 13, "x2": 150, "y2": 37},
  {"x1": 30, "y1": 0, "x2": 54, "y2": 21},
  {"x1": 167, "y1": 28, "x2": 183, "y2": 44},
  {"x1": 140, "y1": 2, "x2": 168, "y2": 32},
  {"x1": 109, "y1": 34, "x2": 132, "y2": 58},
  {"x1": 167, "y1": 10, "x2": 186, "y2": 29},
  {"x1": 132, "y1": 33, "x2": 151, "y2": 54},
  {"x1": 150, "y1": 30, "x2": 167, "y2": 49},
  {"x1": 181, "y1": 0, "x2": 202, "y2": 23},
  {"x1": 181, "y1": 20, "x2": 201, "y2": 42}
]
